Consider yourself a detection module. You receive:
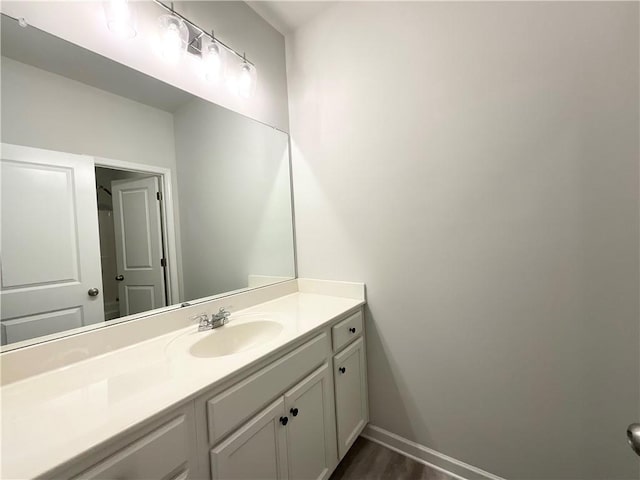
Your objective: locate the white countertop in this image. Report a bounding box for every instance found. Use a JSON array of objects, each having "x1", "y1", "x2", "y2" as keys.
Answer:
[{"x1": 0, "y1": 291, "x2": 364, "y2": 479}]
